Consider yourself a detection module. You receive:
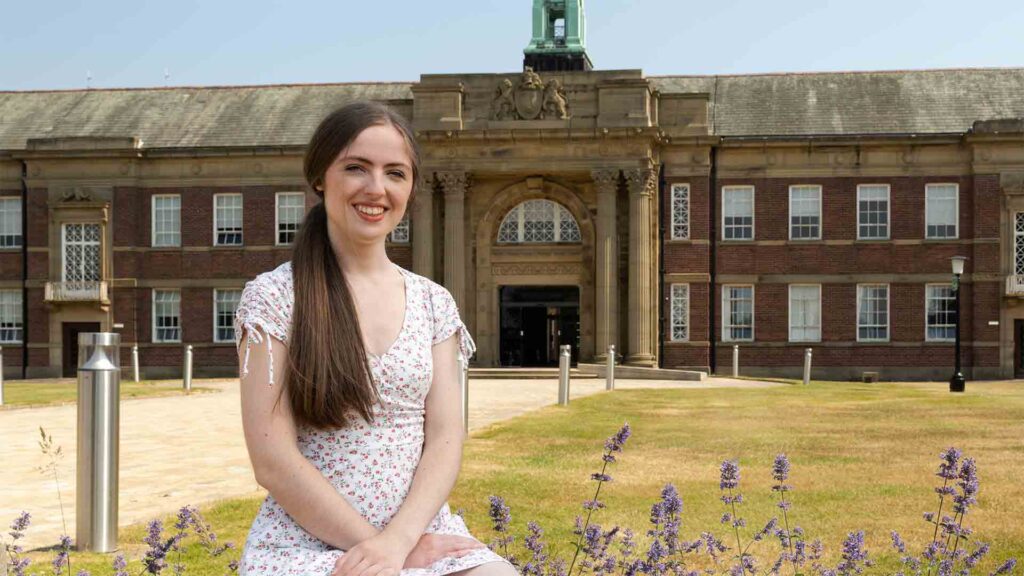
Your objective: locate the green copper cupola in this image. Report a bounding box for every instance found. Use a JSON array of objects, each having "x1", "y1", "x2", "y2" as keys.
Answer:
[{"x1": 523, "y1": 0, "x2": 593, "y2": 71}]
